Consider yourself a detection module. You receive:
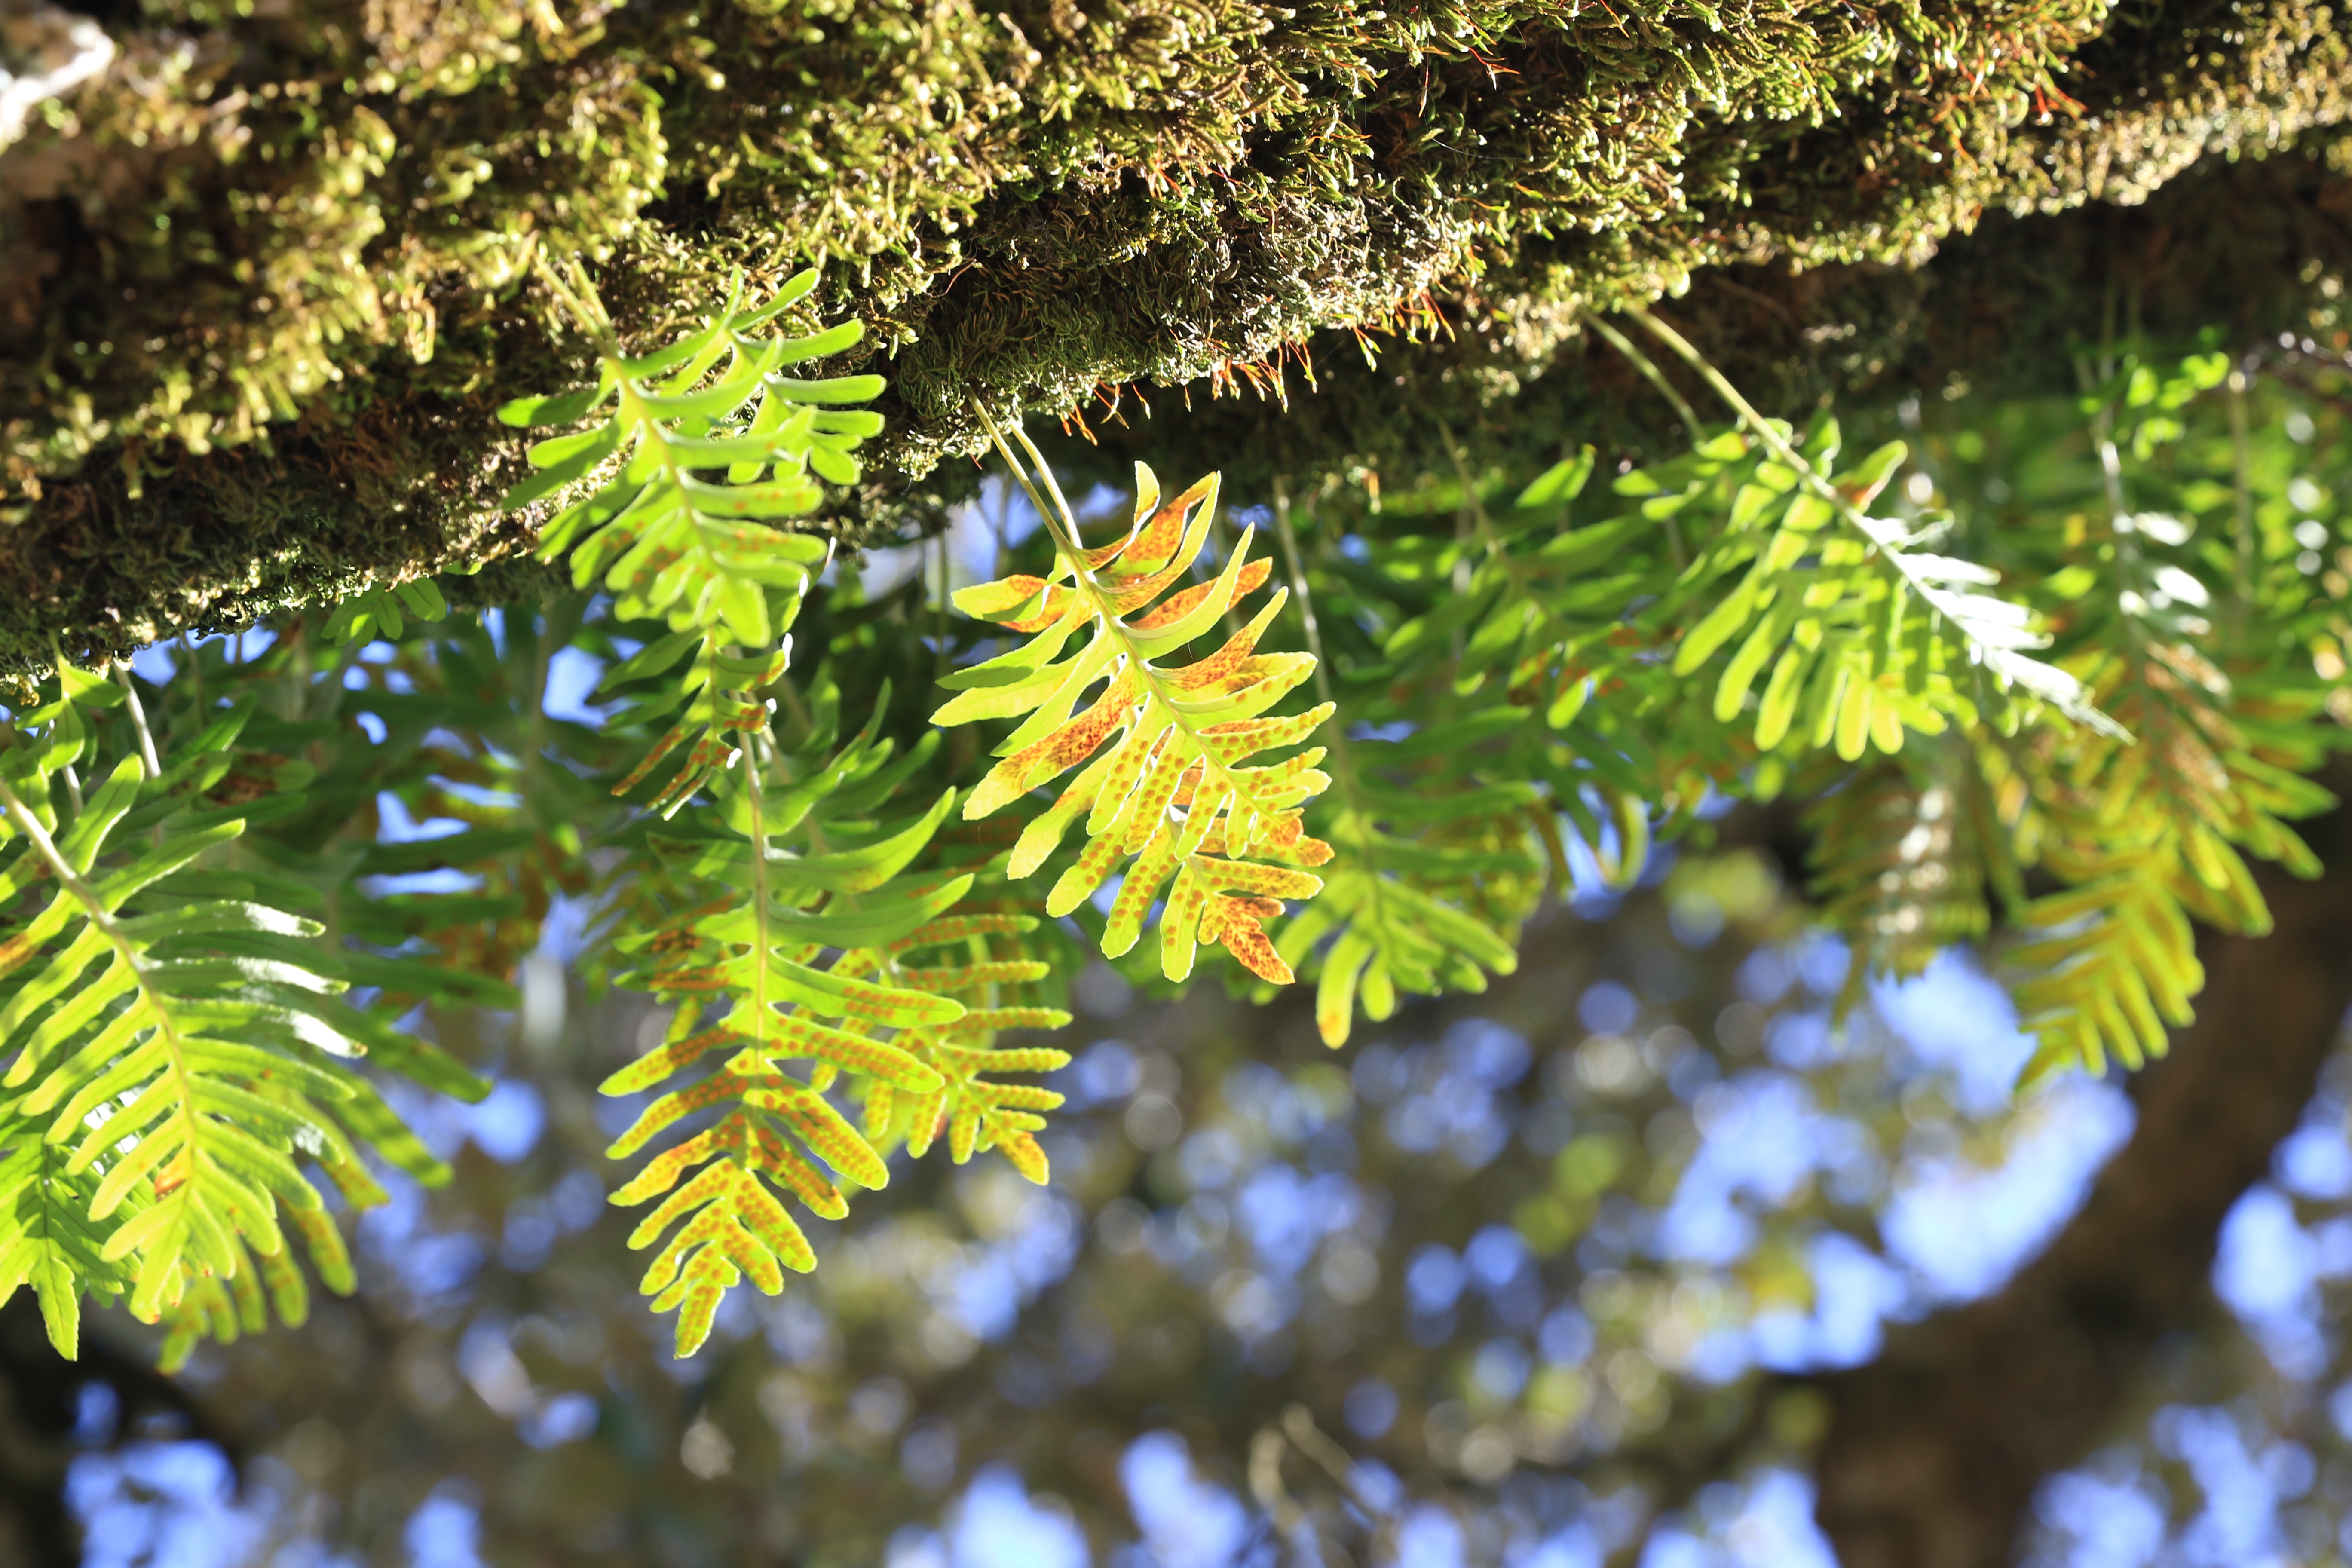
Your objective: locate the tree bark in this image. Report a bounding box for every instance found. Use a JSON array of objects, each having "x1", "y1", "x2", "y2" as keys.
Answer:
[{"x1": 1811, "y1": 800, "x2": 2352, "y2": 1568}]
